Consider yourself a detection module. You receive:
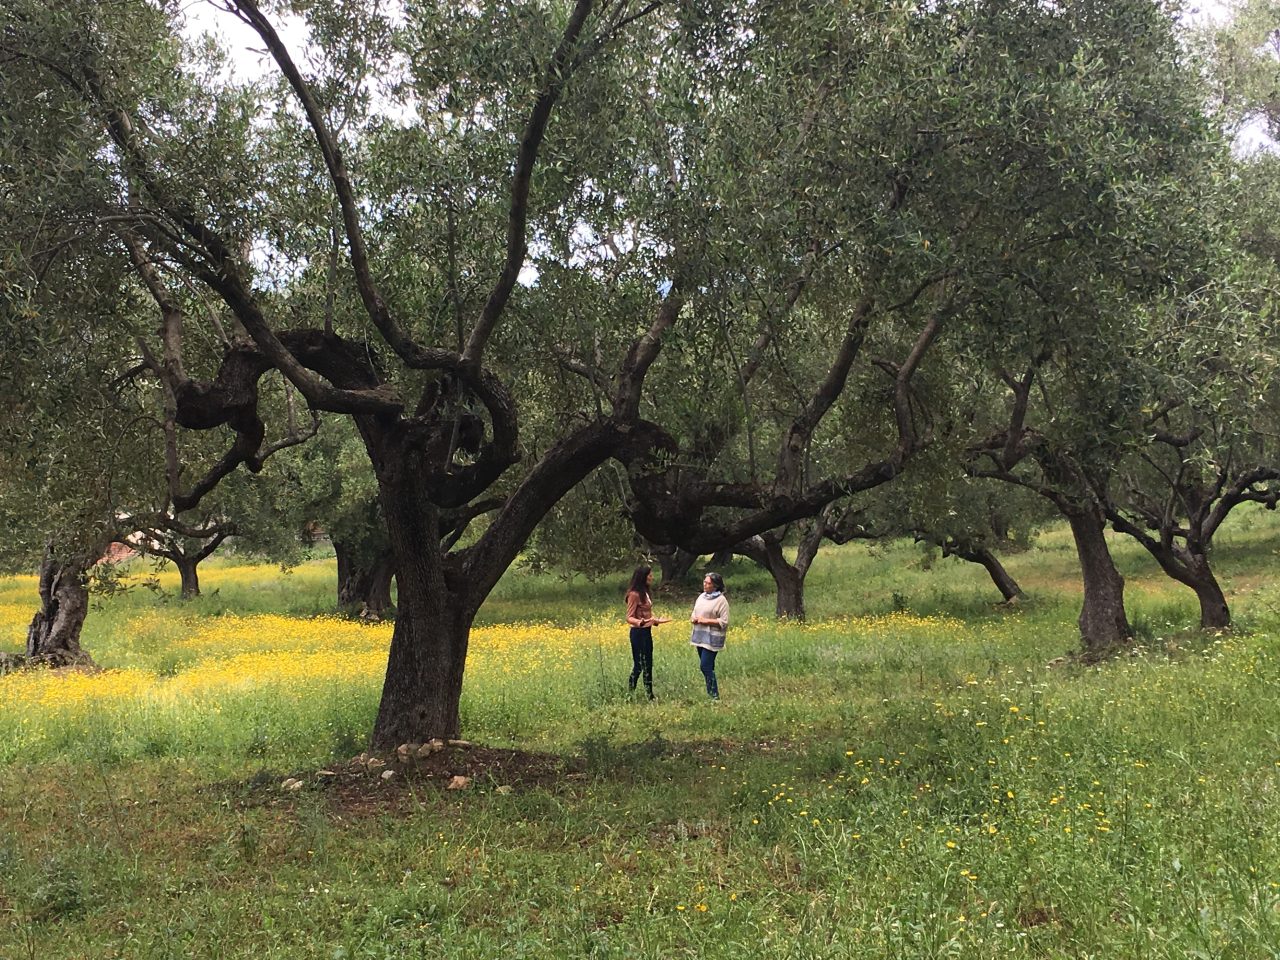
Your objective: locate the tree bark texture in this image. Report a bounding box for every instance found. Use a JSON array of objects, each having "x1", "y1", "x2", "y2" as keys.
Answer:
[
  {"x1": 772, "y1": 565, "x2": 806, "y2": 620},
  {"x1": 358, "y1": 415, "x2": 632, "y2": 747},
  {"x1": 364, "y1": 553, "x2": 396, "y2": 620},
  {"x1": 175, "y1": 554, "x2": 201, "y2": 600},
  {"x1": 369, "y1": 469, "x2": 469, "y2": 748},
  {"x1": 1191, "y1": 572, "x2": 1231, "y2": 630},
  {"x1": 335, "y1": 539, "x2": 356, "y2": 608},
  {"x1": 26, "y1": 551, "x2": 95, "y2": 667},
  {"x1": 974, "y1": 548, "x2": 1023, "y2": 603},
  {"x1": 1064, "y1": 504, "x2": 1132, "y2": 658}
]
